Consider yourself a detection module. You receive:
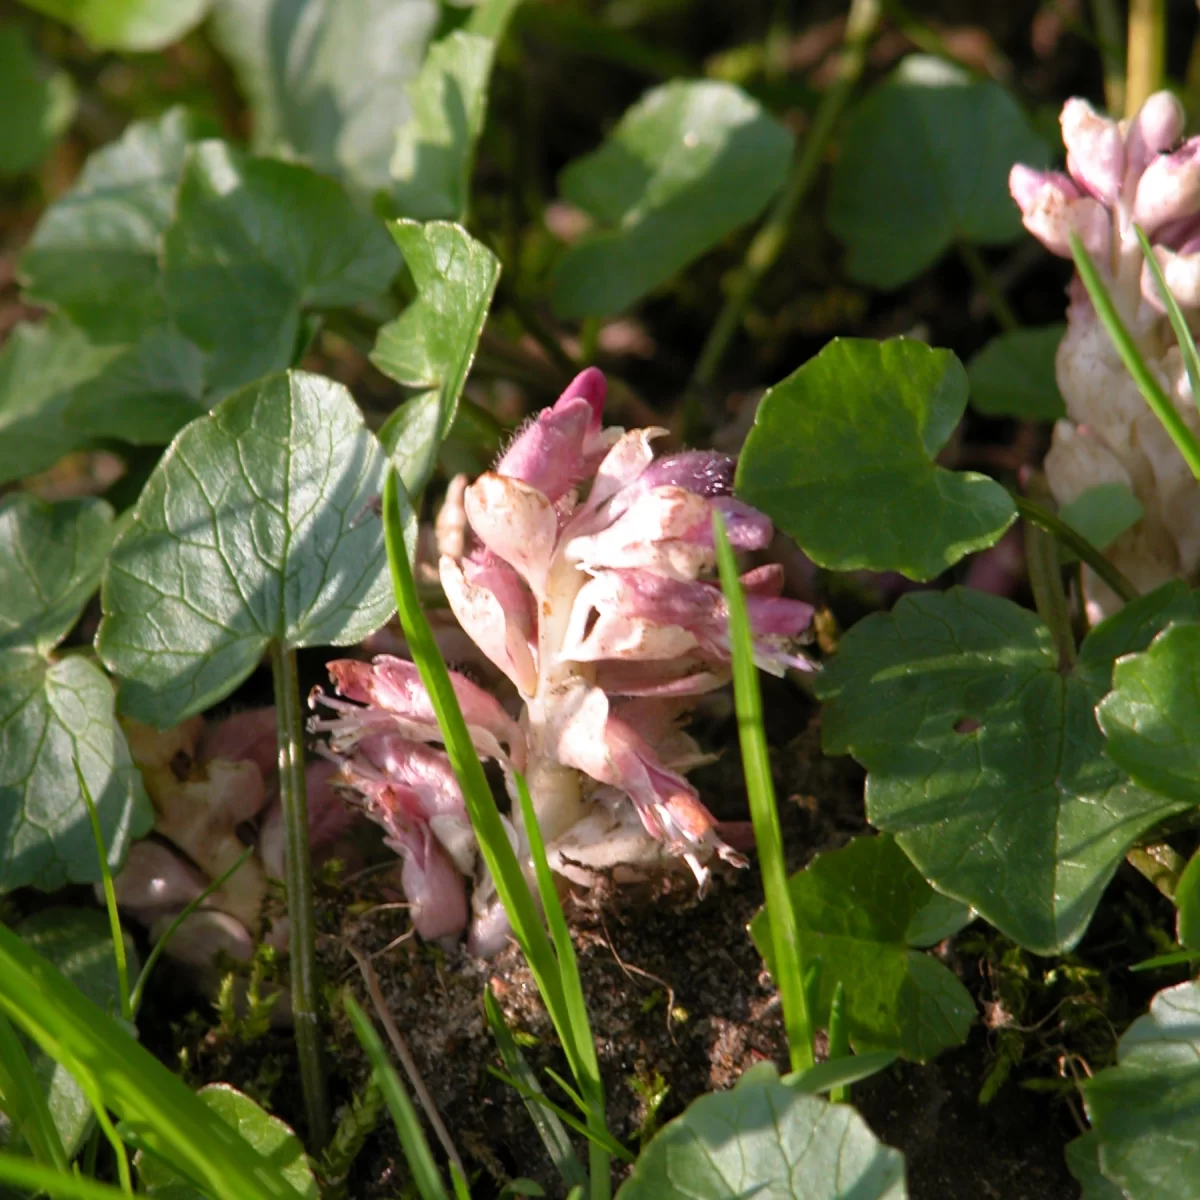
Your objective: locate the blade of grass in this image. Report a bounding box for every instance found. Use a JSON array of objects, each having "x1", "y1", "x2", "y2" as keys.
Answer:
[
  {"x1": 381, "y1": 466, "x2": 617, "y2": 1198},
  {"x1": 784, "y1": 1050, "x2": 899, "y2": 1094},
  {"x1": 0, "y1": 1010, "x2": 68, "y2": 1170},
  {"x1": 0, "y1": 1153, "x2": 135, "y2": 1200},
  {"x1": 827, "y1": 981, "x2": 850, "y2": 1103},
  {"x1": 713, "y1": 511, "x2": 813, "y2": 1072},
  {"x1": 129, "y1": 845, "x2": 255, "y2": 1015},
  {"x1": 74, "y1": 759, "x2": 131, "y2": 1024},
  {"x1": 344, "y1": 993, "x2": 449, "y2": 1200},
  {"x1": 1135, "y1": 224, "x2": 1200, "y2": 404},
  {"x1": 0, "y1": 922, "x2": 301, "y2": 1200},
  {"x1": 484, "y1": 986, "x2": 587, "y2": 1190},
  {"x1": 1070, "y1": 231, "x2": 1200, "y2": 479}
]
